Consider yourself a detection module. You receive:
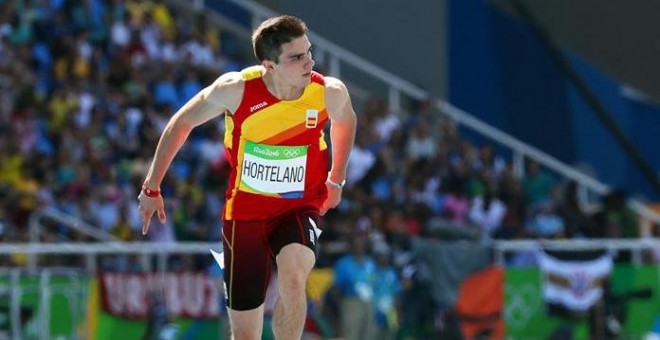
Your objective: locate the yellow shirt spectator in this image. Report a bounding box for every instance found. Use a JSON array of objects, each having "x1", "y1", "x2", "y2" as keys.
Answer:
[
  {"x1": 0, "y1": 154, "x2": 23, "y2": 187},
  {"x1": 152, "y1": 1, "x2": 176, "y2": 39},
  {"x1": 48, "y1": 91, "x2": 78, "y2": 131}
]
